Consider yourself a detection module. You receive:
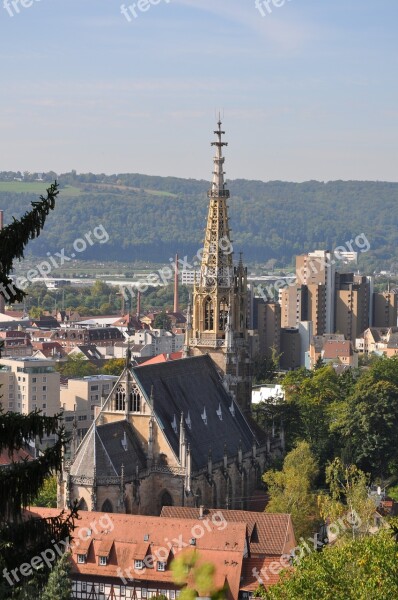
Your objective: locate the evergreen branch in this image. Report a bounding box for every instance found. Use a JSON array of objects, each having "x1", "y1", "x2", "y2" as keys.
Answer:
[
  {"x1": 0, "y1": 181, "x2": 59, "y2": 303},
  {"x1": 0, "y1": 431, "x2": 67, "y2": 520},
  {"x1": 0, "y1": 409, "x2": 63, "y2": 454}
]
